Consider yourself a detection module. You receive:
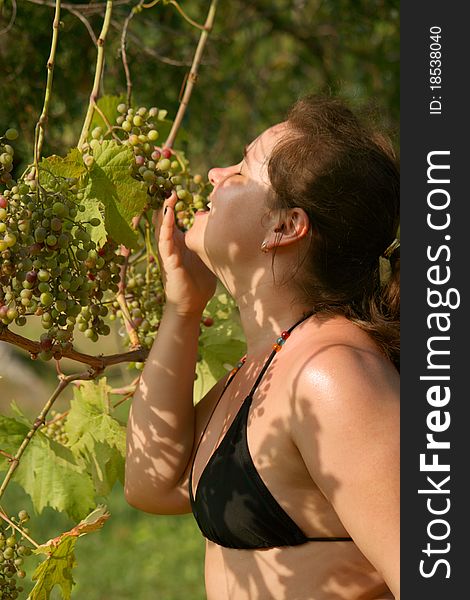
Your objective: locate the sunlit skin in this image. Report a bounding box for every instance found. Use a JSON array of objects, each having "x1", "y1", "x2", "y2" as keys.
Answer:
[{"x1": 126, "y1": 124, "x2": 400, "y2": 600}]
